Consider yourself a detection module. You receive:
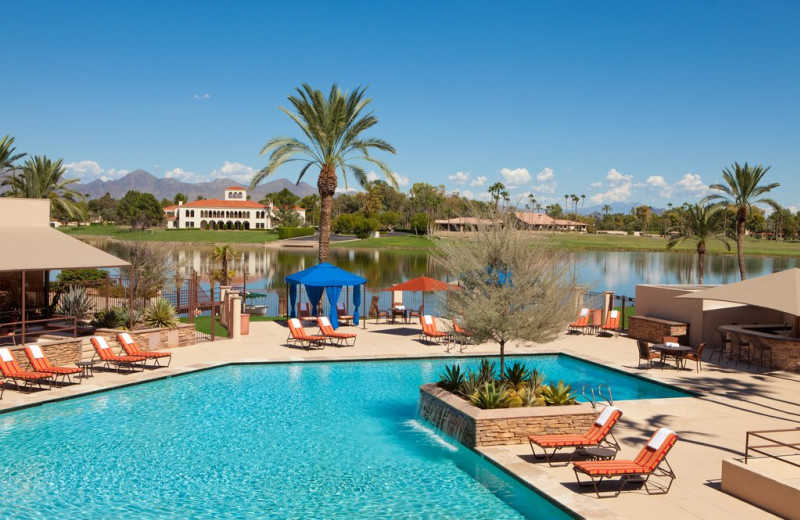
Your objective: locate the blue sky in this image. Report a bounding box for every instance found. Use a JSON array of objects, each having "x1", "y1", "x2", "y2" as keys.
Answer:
[{"x1": 4, "y1": 0, "x2": 799, "y2": 210}]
